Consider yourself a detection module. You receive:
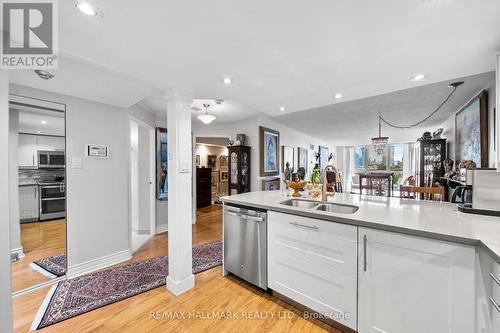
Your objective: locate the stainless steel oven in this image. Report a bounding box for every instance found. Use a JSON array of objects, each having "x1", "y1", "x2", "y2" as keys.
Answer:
[
  {"x1": 38, "y1": 150, "x2": 65, "y2": 169},
  {"x1": 39, "y1": 182, "x2": 66, "y2": 220}
]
